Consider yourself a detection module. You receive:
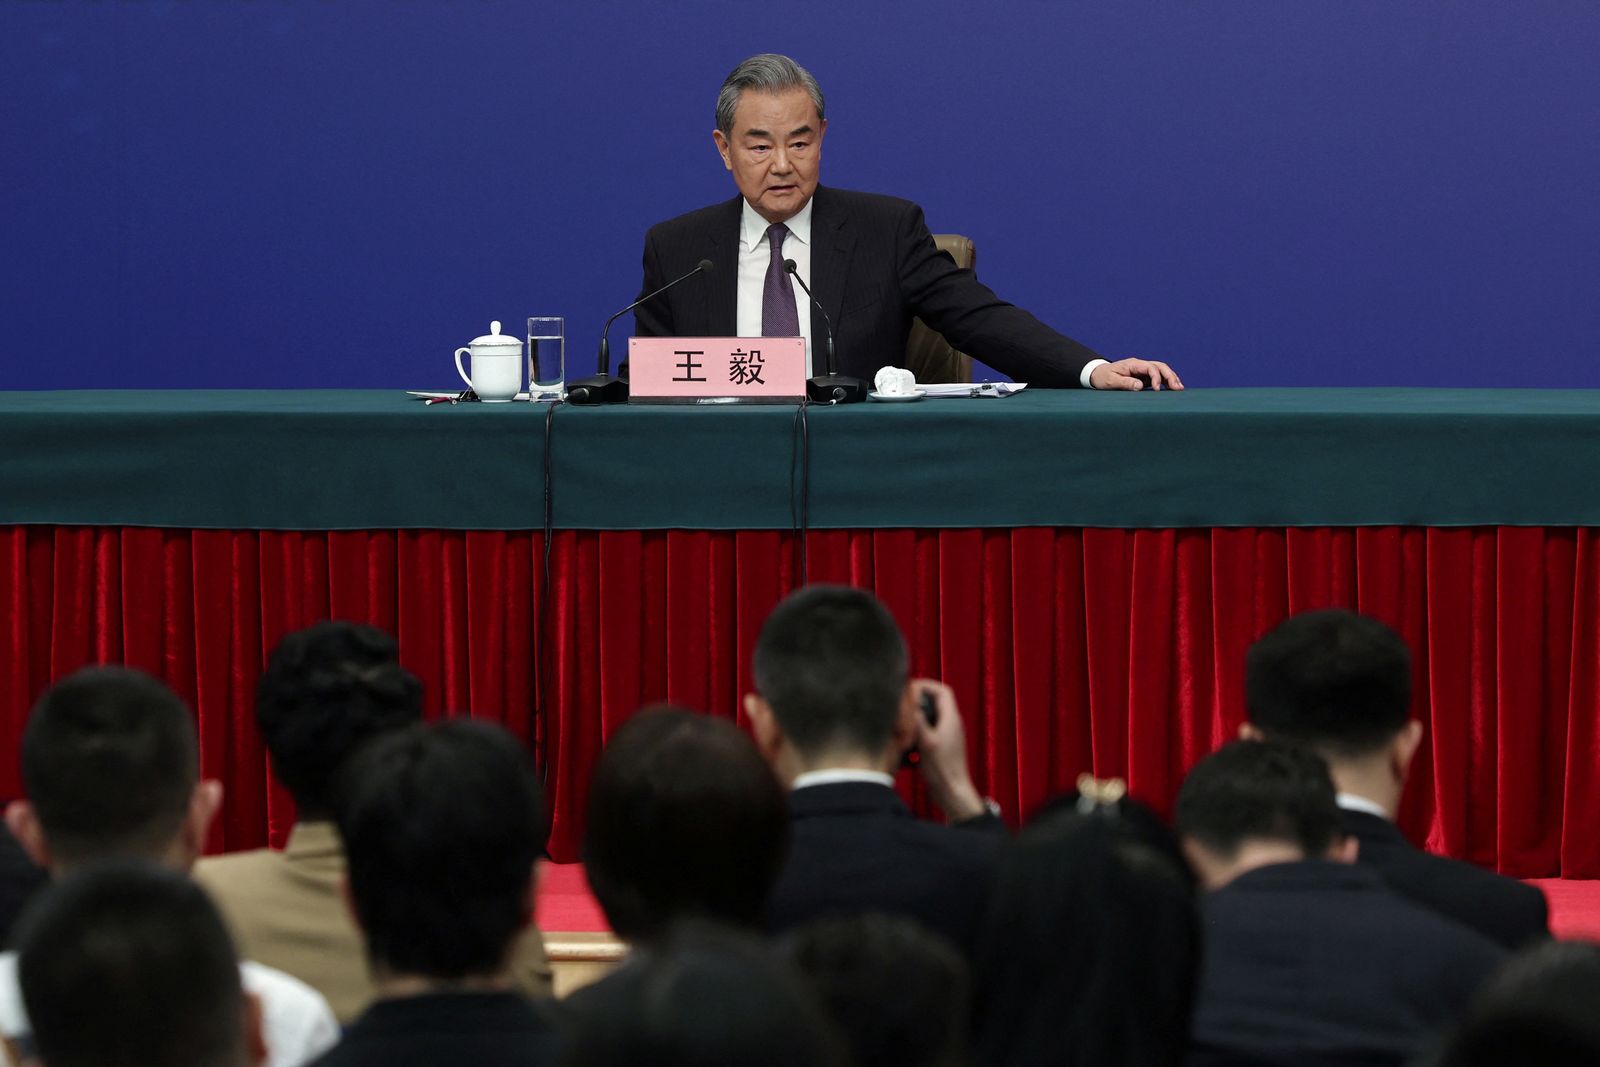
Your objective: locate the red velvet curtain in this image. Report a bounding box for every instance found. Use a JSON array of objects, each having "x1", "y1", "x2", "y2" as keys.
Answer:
[{"x1": 2, "y1": 524, "x2": 1596, "y2": 875}]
